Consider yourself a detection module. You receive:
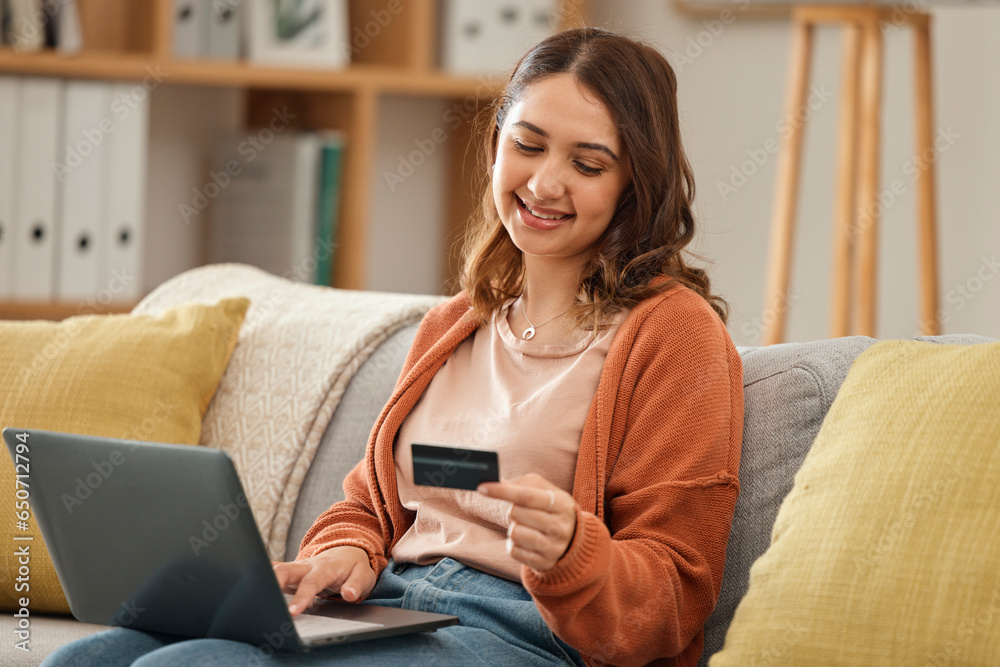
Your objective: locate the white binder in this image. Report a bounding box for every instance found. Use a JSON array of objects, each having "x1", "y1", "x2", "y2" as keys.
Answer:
[
  {"x1": 7, "y1": 0, "x2": 45, "y2": 52},
  {"x1": 513, "y1": 0, "x2": 560, "y2": 52},
  {"x1": 439, "y1": 0, "x2": 492, "y2": 75},
  {"x1": 439, "y1": 0, "x2": 559, "y2": 75},
  {"x1": 173, "y1": 0, "x2": 205, "y2": 58},
  {"x1": 13, "y1": 77, "x2": 63, "y2": 301},
  {"x1": 104, "y1": 82, "x2": 150, "y2": 304},
  {"x1": 55, "y1": 0, "x2": 84, "y2": 54},
  {"x1": 0, "y1": 77, "x2": 20, "y2": 298},
  {"x1": 57, "y1": 80, "x2": 109, "y2": 301},
  {"x1": 207, "y1": 1, "x2": 241, "y2": 60}
]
